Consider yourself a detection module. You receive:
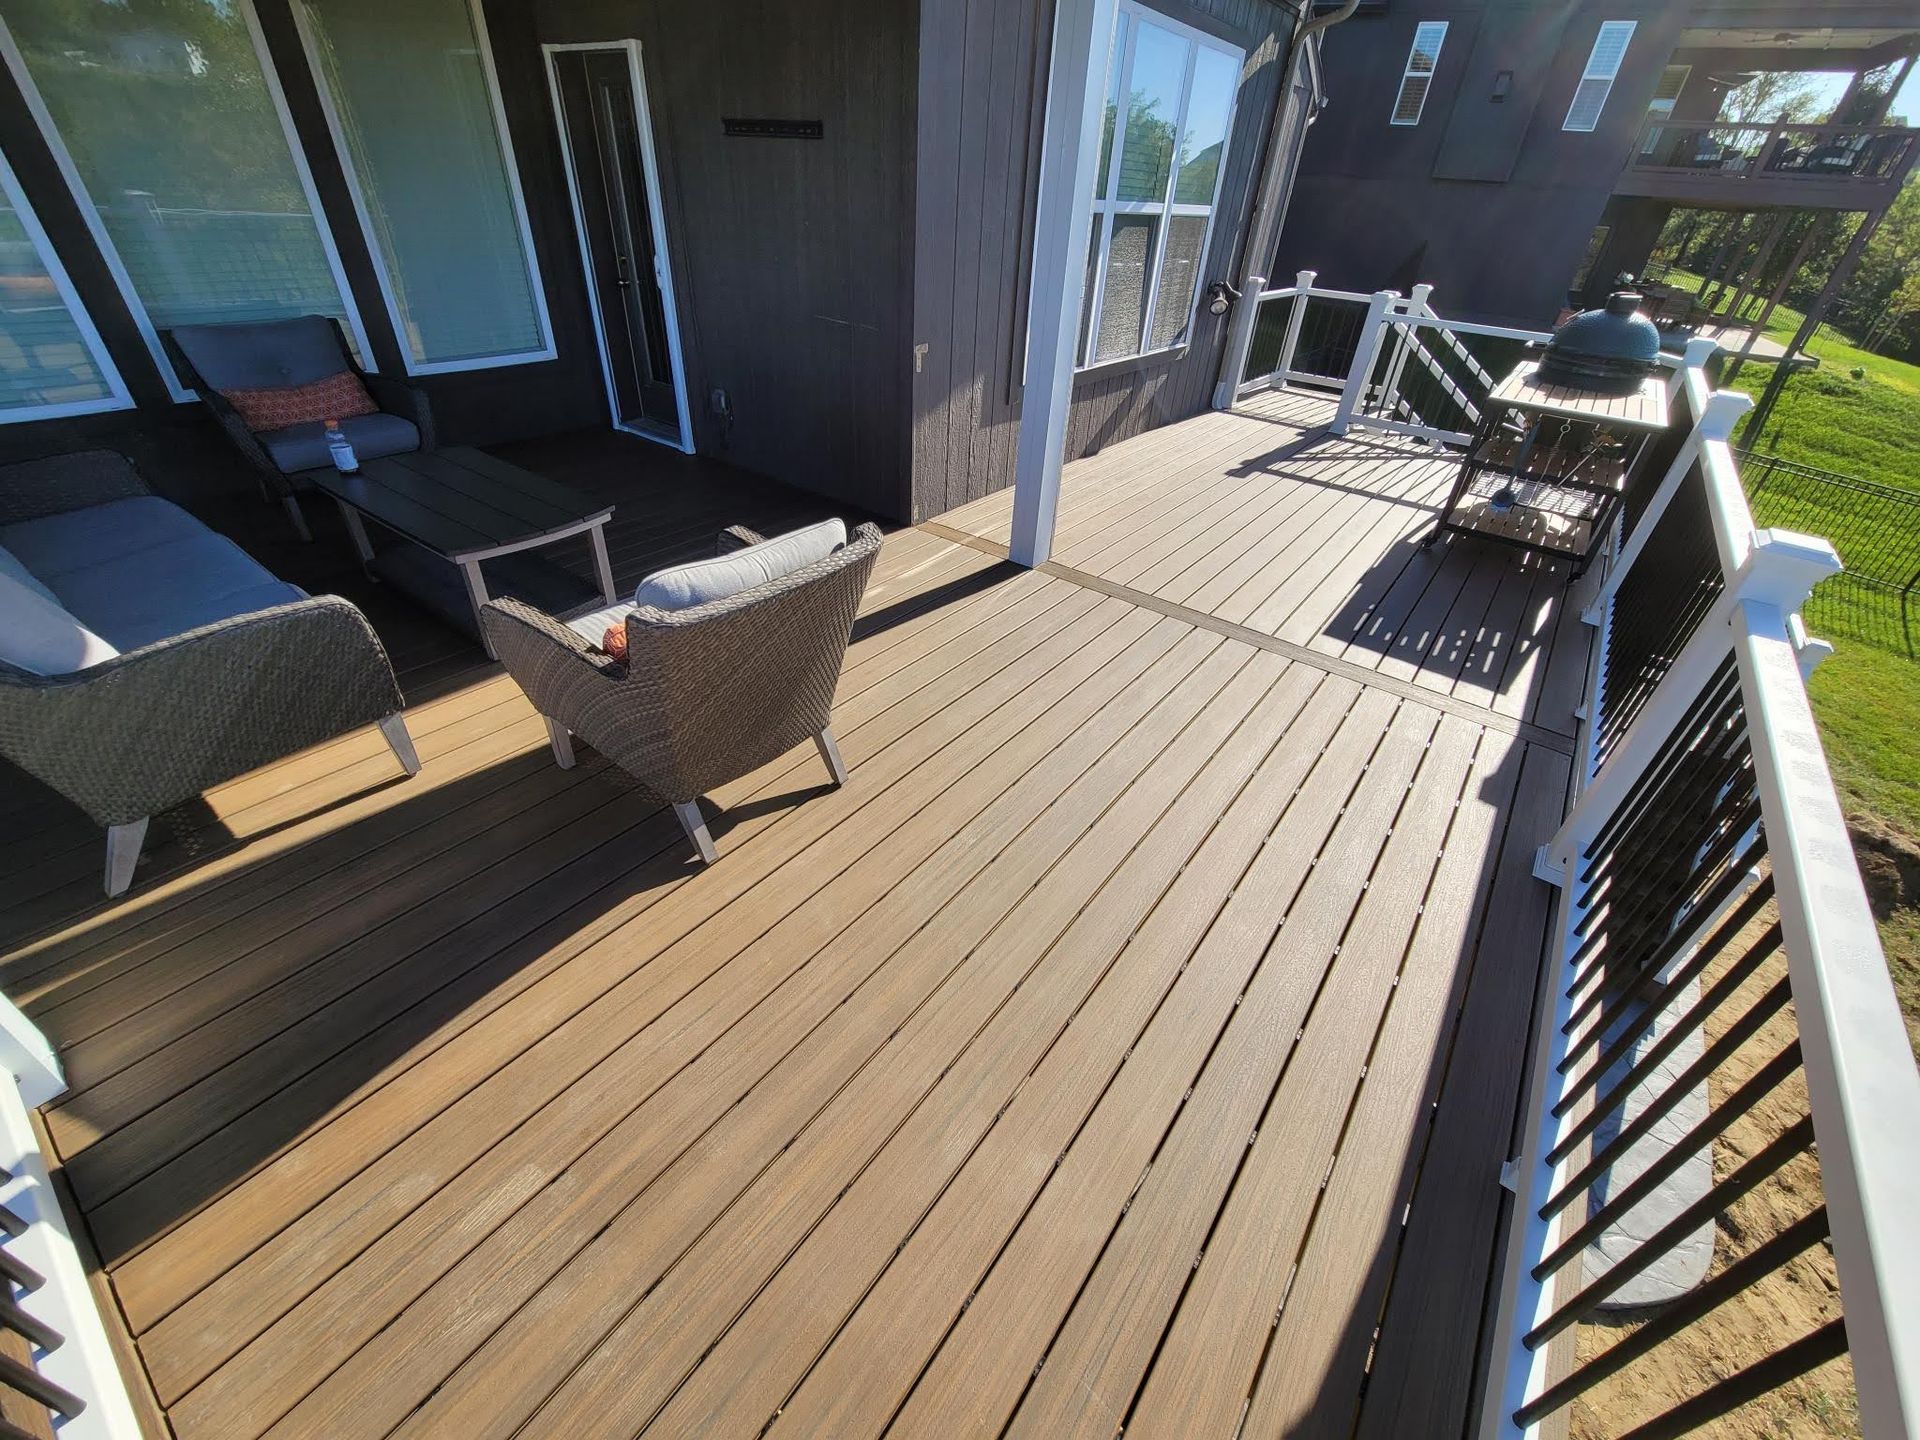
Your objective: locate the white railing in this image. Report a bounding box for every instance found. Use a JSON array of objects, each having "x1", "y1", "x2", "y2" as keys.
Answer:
[
  {"x1": 1221, "y1": 273, "x2": 1551, "y2": 447},
  {"x1": 0, "y1": 998, "x2": 145, "y2": 1438},
  {"x1": 1474, "y1": 355, "x2": 1920, "y2": 1438}
]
